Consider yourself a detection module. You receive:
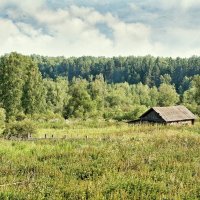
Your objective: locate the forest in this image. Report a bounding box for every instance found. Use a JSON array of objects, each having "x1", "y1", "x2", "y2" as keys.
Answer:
[{"x1": 0, "y1": 52, "x2": 199, "y2": 122}]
